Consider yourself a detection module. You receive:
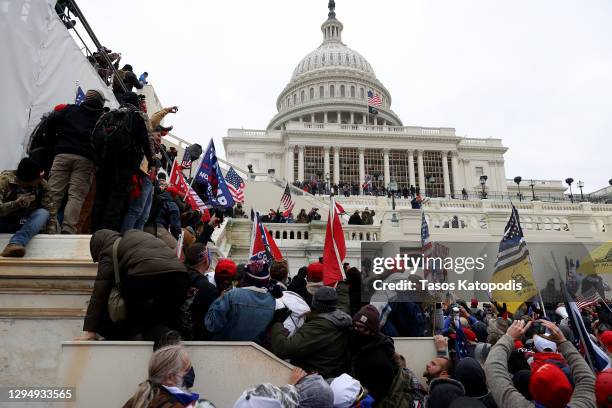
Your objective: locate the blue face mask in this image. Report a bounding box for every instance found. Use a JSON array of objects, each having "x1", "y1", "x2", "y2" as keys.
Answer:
[{"x1": 183, "y1": 366, "x2": 195, "y2": 389}]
